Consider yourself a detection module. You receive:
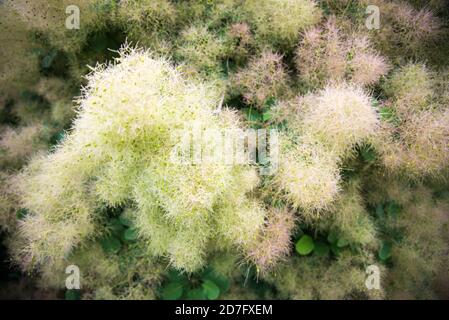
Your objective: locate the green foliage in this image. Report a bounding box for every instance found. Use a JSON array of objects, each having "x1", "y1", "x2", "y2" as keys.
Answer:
[
  {"x1": 295, "y1": 235, "x2": 315, "y2": 255},
  {"x1": 124, "y1": 228, "x2": 138, "y2": 241},
  {"x1": 161, "y1": 282, "x2": 184, "y2": 300},
  {"x1": 65, "y1": 289, "x2": 81, "y2": 300},
  {"x1": 378, "y1": 242, "x2": 392, "y2": 261},
  {"x1": 100, "y1": 236, "x2": 121, "y2": 254},
  {"x1": 202, "y1": 280, "x2": 220, "y2": 300},
  {"x1": 160, "y1": 268, "x2": 229, "y2": 300},
  {"x1": 313, "y1": 241, "x2": 330, "y2": 257}
]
